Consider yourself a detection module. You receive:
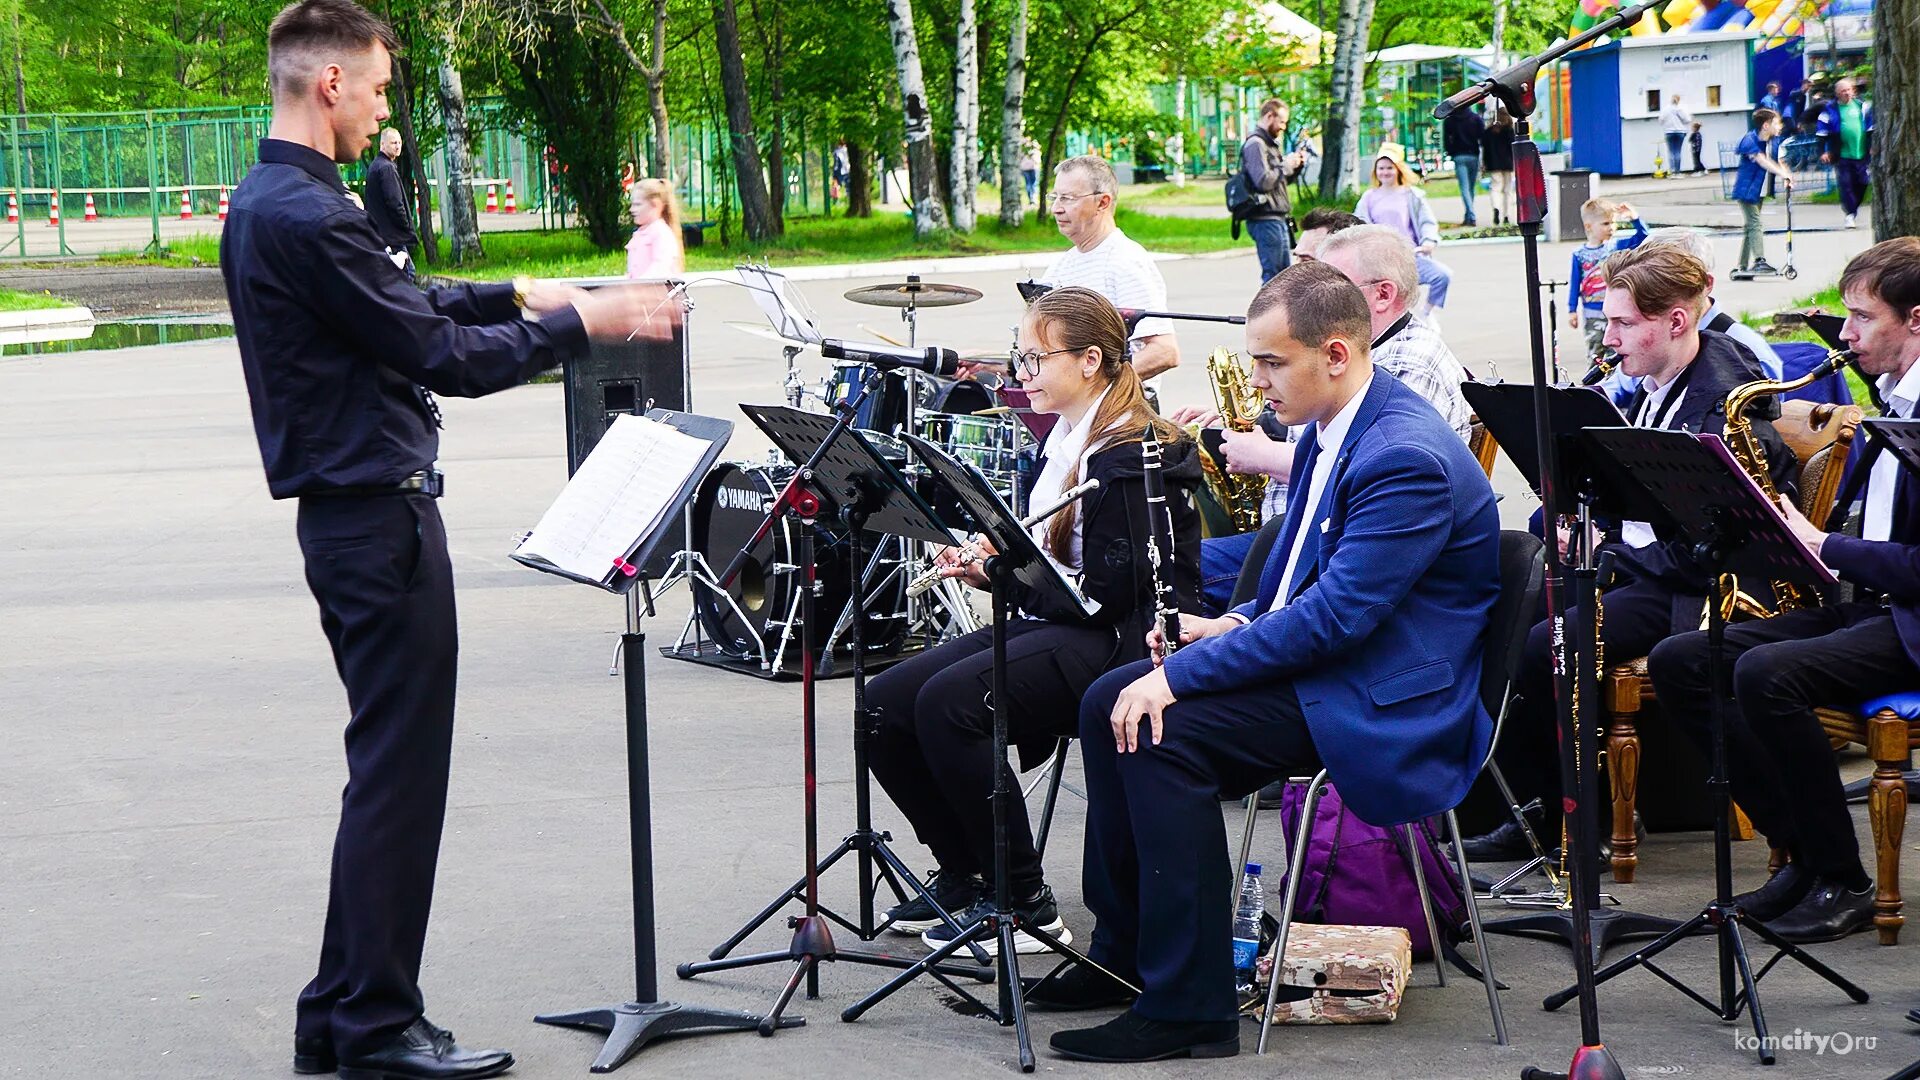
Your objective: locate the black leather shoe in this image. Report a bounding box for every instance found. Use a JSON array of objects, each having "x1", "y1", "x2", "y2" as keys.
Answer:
[
  {"x1": 1024, "y1": 961, "x2": 1139, "y2": 1012},
  {"x1": 1732, "y1": 862, "x2": 1812, "y2": 922},
  {"x1": 1462, "y1": 818, "x2": 1537, "y2": 862},
  {"x1": 1764, "y1": 878, "x2": 1876, "y2": 944},
  {"x1": 294, "y1": 1035, "x2": 337, "y2": 1074},
  {"x1": 1906, "y1": 1007, "x2": 1920, "y2": 1027},
  {"x1": 1050, "y1": 1008, "x2": 1239, "y2": 1062},
  {"x1": 337, "y1": 1019, "x2": 513, "y2": 1080}
]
